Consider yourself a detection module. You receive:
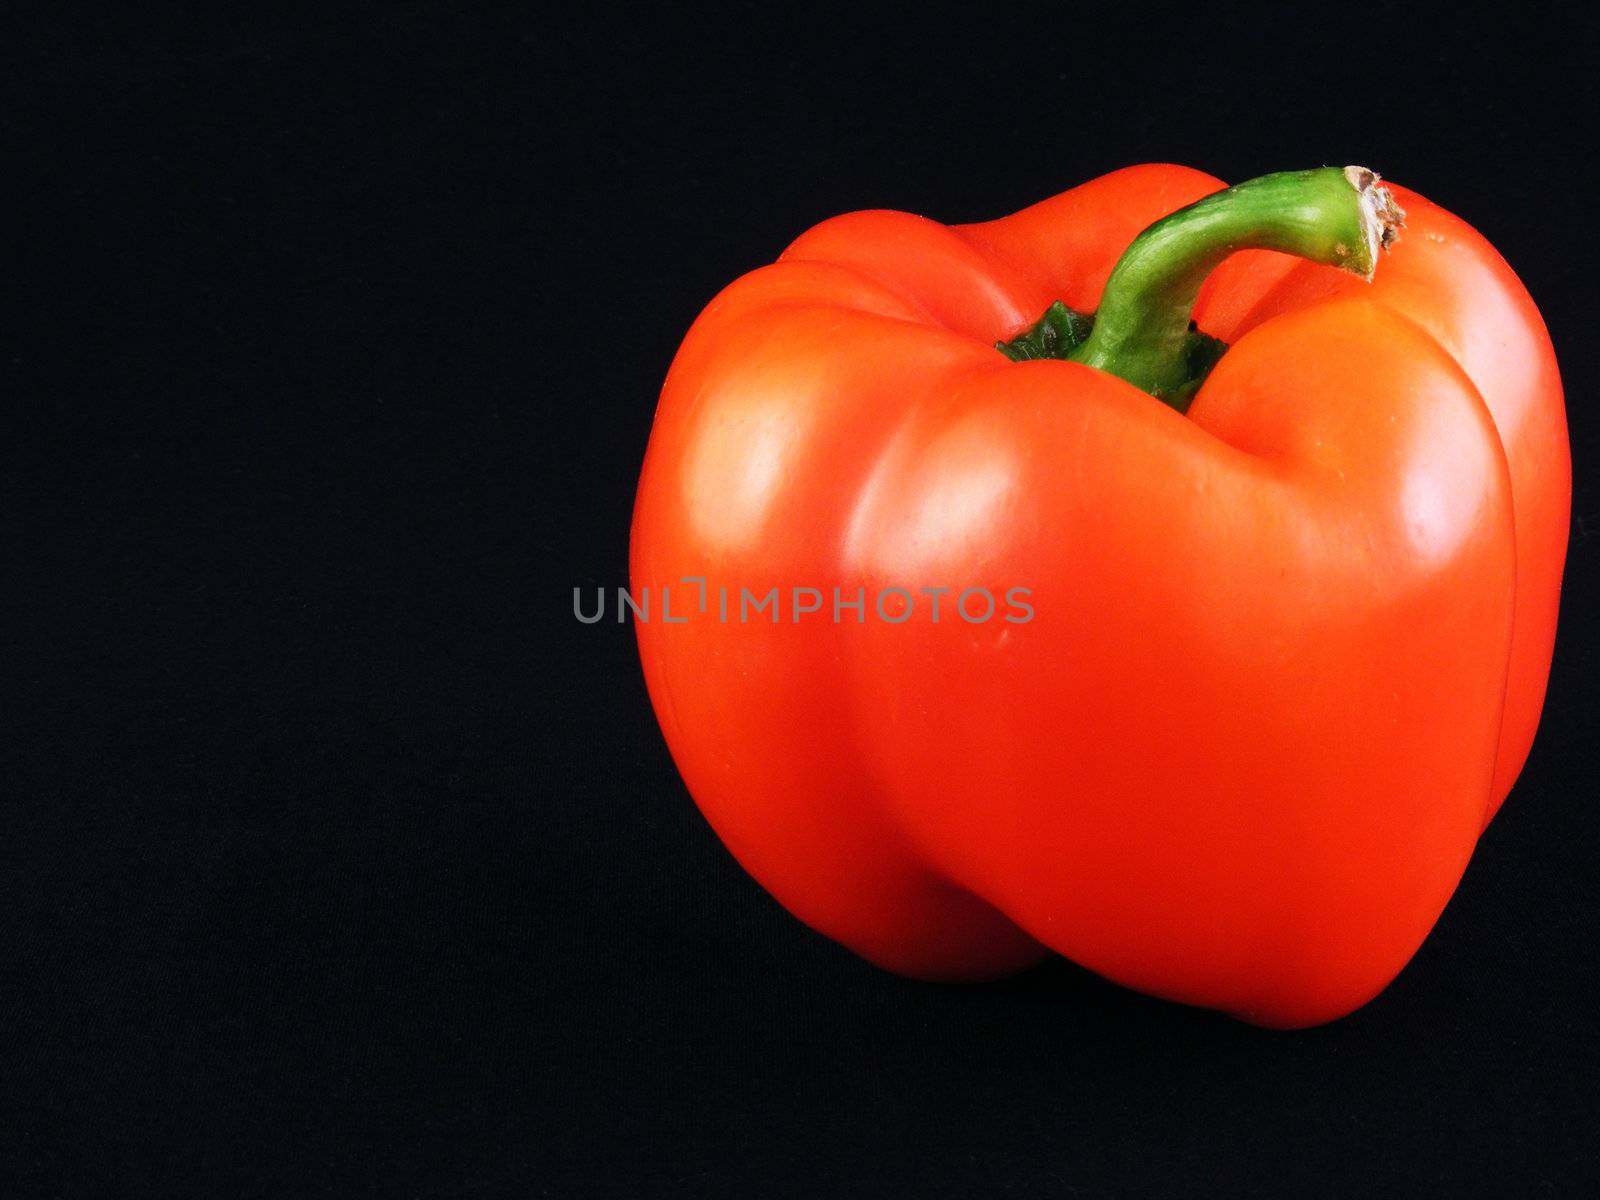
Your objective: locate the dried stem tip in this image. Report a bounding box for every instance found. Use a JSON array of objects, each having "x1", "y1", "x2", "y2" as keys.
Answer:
[{"x1": 1343, "y1": 165, "x2": 1405, "y2": 278}]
